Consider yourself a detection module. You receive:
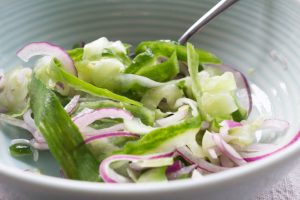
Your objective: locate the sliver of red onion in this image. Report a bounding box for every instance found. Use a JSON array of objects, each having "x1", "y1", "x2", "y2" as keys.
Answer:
[
  {"x1": 82, "y1": 123, "x2": 125, "y2": 136},
  {"x1": 167, "y1": 164, "x2": 197, "y2": 180},
  {"x1": 84, "y1": 132, "x2": 139, "y2": 144},
  {"x1": 262, "y1": 119, "x2": 289, "y2": 132},
  {"x1": 176, "y1": 146, "x2": 228, "y2": 173},
  {"x1": 99, "y1": 152, "x2": 174, "y2": 183},
  {"x1": 23, "y1": 110, "x2": 45, "y2": 143},
  {"x1": 243, "y1": 131, "x2": 300, "y2": 162},
  {"x1": 73, "y1": 108, "x2": 133, "y2": 129},
  {"x1": 17, "y1": 42, "x2": 77, "y2": 76},
  {"x1": 211, "y1": 133, "x2": 247, "y2": 166},
  {"x1": 64, "y1": 95, "x2": 80, "y2": 114},
  {"x1": 166, "y1": 160, "x2": 184, "y2": 174}
]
